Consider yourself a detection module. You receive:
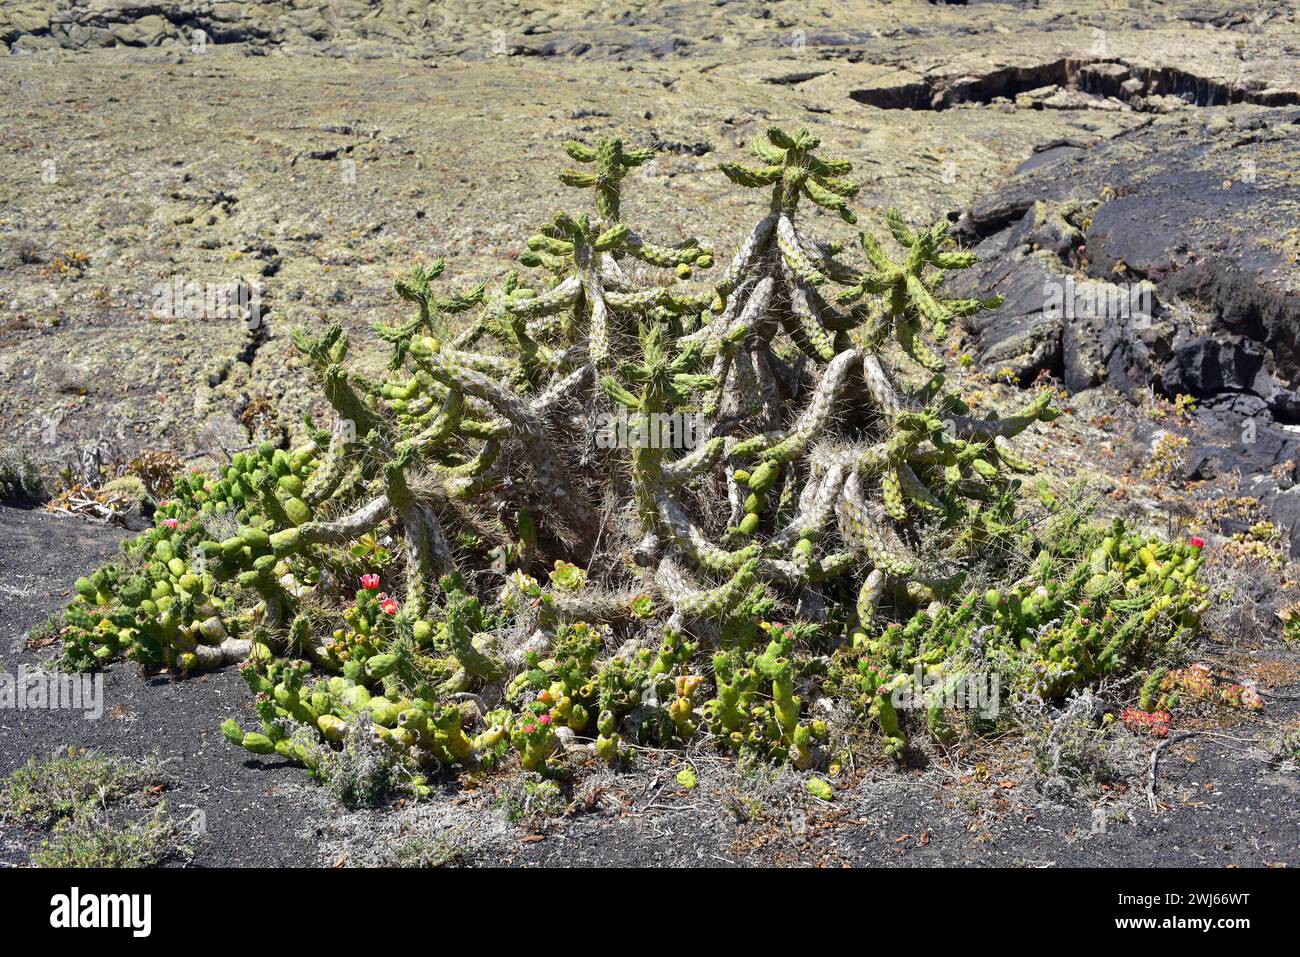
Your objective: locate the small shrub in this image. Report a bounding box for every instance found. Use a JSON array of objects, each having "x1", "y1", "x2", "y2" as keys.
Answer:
[
  {"x1": 0, "y1": 749, "x2": 165, "y2": 828},
  {"x1": 1271, "y1": 721, "x2": 1300, "y2": 762},
  {"x1": 1282, "y1": 604, "x2": 1300, "y2": 647},
  {"x1": 31, "y1": 803, "x2": 187, "y2": 868},
  {"x1": 313, "y1": 713, "x2": 407, "y2": 809},
  {"x1": 1, "y1": 749, "x2": 187, "y2": 868},
  {"x1": 1025, "y1": 692, "x2": 1146, "y2": 799},
  {"x1": 388, "y1": 830, "x2": 466, "y2": 867},
  {"x1": 0, "y1": 449, "x2": 46, "y2": 505},
  {"x1": 125, "y1": 449, "x2": 183, "y2": 498},
  {"x1": 498, "y1": 773, "x2": 568, "y2": 824}
]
